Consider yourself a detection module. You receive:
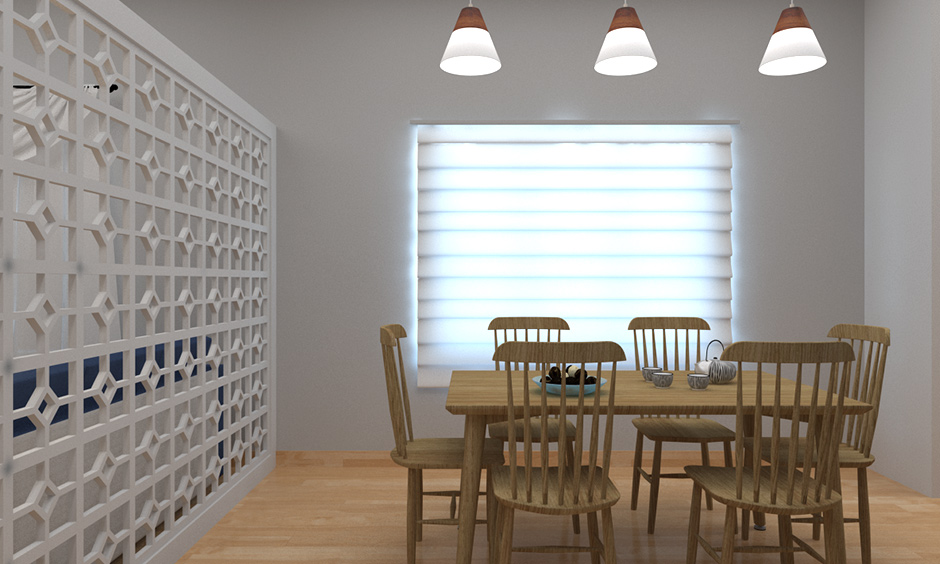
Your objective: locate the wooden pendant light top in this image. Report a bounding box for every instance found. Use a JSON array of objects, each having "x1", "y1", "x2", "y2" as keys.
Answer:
[
  {"x1": 608, "y1": 6, "x2": 644, "y2": 32},
  {"x1": 773, "y1": 6, "x2": 811, "y2": 33},
  {"x1": 454, "y1": 6, "x2": 488, "y2": 31}
]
